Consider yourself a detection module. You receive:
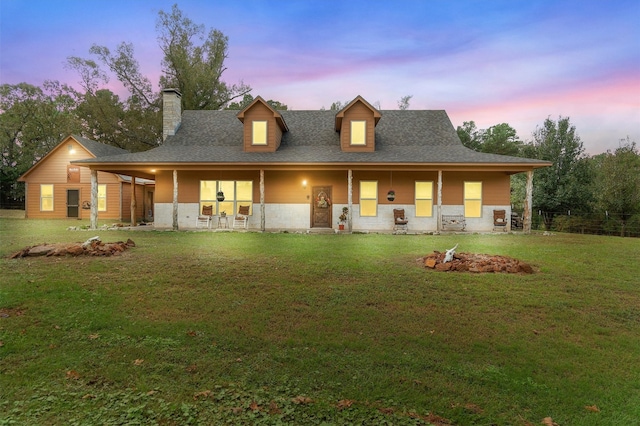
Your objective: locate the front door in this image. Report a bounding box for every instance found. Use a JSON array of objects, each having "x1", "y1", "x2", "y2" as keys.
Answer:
[
  {"x1": 311, "y1": 186, "x2": 332, "y2": 228},
  {"x1": 67, "y1": 189, "x2": 79, "y2": 218}
]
